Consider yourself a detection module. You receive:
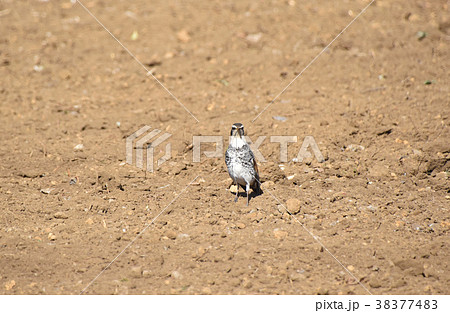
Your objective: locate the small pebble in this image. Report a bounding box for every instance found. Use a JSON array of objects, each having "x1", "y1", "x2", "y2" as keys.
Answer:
[
  {"x1": 164, "y1": 51, "x2": 175, "y2": 59},
  {"x1": 4, "y1": 280, "x2": 15, "y2": 291},
  {"x1": 261, "y1": 181, "x2": 274, "y2": 188},
  {"x1": 424, "y1": 285, "x2": 433, "y2": 292},
  {"x1": 273, "y1": 228, "x2": 288, "y2": 239},
  {"x1": 289, "y1": 272, "x2": 303, "y2": 281},
  {"x1": 54, "y1": 212, "x2": 68, "y2": 219},
  {"x1": 40, "y1": 188, "x2": 52, "y2": 194},
  {"x1": 395, "y1": 220, "x2": 405, "y2": 227},
  {"x1": 242, "y1": 278, "x2": 253, "y2": 288},
  {"x1": 346, "y1": 144, "x2": 365, "y2": 152},
  {"x1": 177, "y1": 29, "x2": 190, "y2": 43},
  {"x1": 272, "y1": 115, "x2": 287, "y2": 122},
  {"x1": 285, "y1": 260, "x2": 294, "y2": 268},
  {"x1": 171, "y1": 271, "x2": 182, "y2": 279},
  {"x1": 201, "y1": 287, "x2": 212, "y2": 295},
  {"x1": 130, "y1": 266, "x2": 142, "y2": 278},
  {"x1": 316, "y1": 287, "x2": 329, "y2": 295},
  {"x1": 286, "y1": 198, "x2": 301, "y2": 214},
  {"x1": 176, "y1": 233, "x2": 190, "y2": 240},
  {"x1": 130, "y1": 30, "x2": 138, "y2": 41},
  {"x1": 246, "y1": 33, "x2": 262, "y2": 43},
  {"x1": 33, "y1": 65, "x2": 44, "y2": 72},
  {"x1": 369, "y1": 278, "x2": 382, "y2": 288},
  {"x1": 73, "y1": 144, "x2": 84, "y2": 151},
  {"x1": 391, "y1": 278, "x2": 407, "y2": 288},
  {"x1": 165, "y1": 230, "x2": 177, "y2": 240},
  {"x1": 416, "y1": 31, "x2": 427, "y2": 40}
]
